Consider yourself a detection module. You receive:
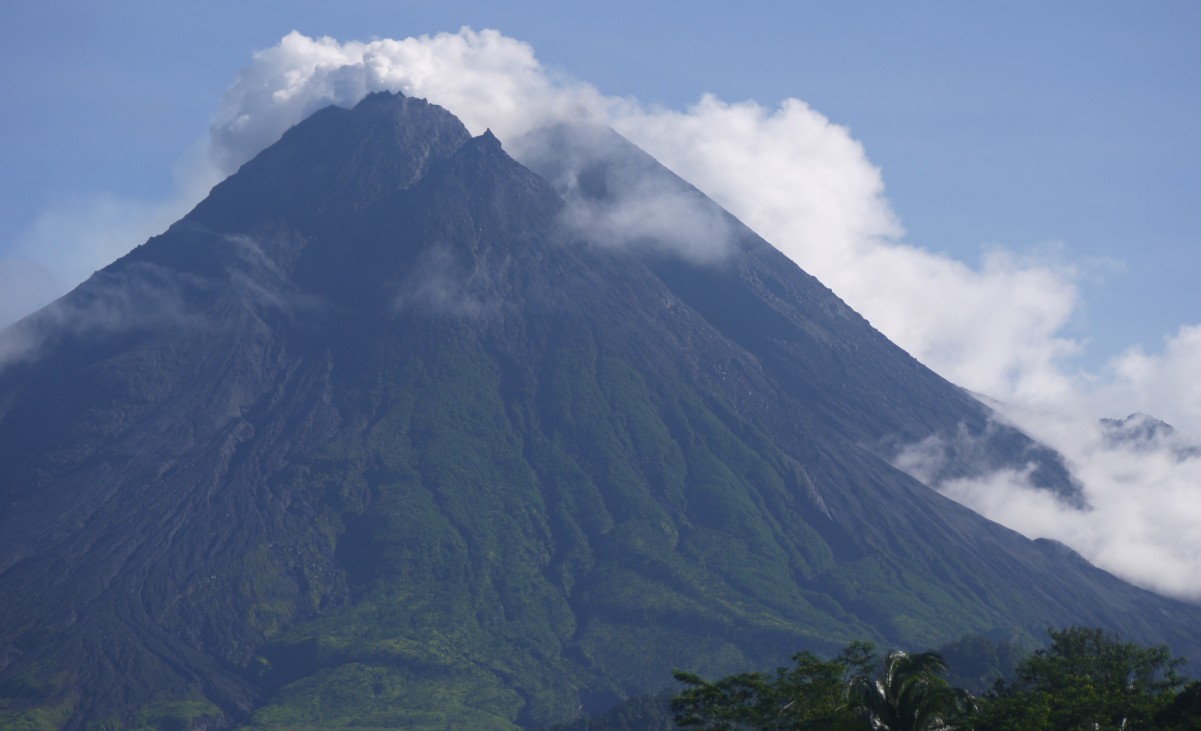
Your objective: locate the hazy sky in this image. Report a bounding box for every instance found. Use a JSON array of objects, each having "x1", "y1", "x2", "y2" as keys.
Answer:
[{"x1": 2, "y1": 2, "x2": 1200, "y2": 598}]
